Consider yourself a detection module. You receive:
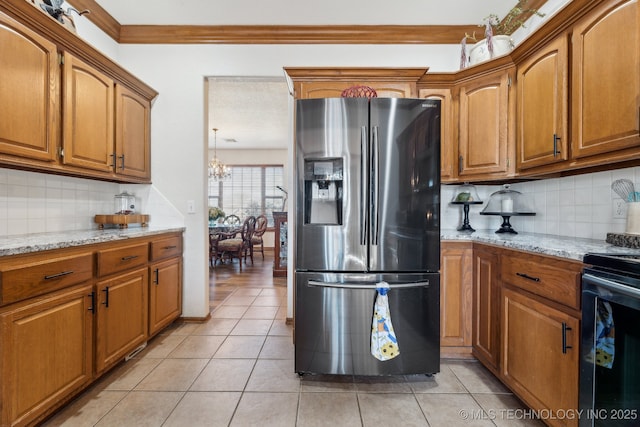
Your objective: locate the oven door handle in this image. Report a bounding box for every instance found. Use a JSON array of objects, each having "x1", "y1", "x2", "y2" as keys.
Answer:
[{"x1": 583, "y1": 273, "x2": 640, "y2": 299}]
